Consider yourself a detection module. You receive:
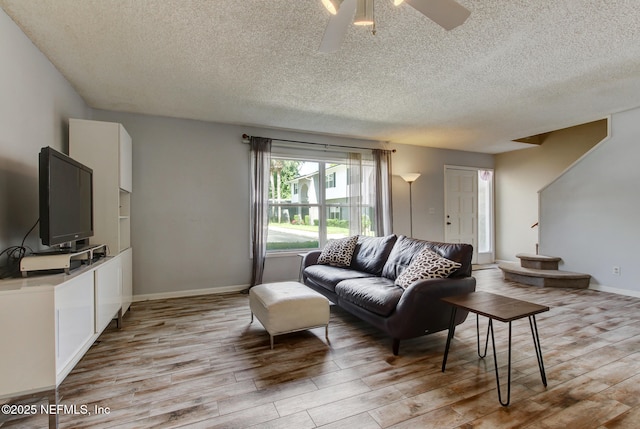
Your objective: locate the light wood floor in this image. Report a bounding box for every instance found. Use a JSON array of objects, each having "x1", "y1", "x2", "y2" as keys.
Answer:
[{"x1": 3, "y1": 268, "x2": 640, "y2": 428}]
